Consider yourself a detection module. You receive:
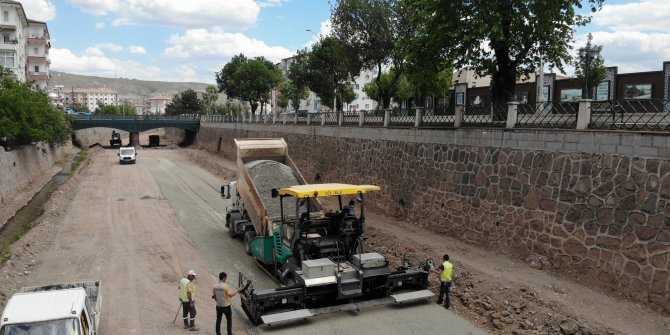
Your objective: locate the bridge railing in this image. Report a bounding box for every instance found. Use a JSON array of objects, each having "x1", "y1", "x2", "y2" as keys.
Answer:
[
  {"x1": 70, "y1": 114, "x2": 201, "y2": 121},
  {"x1": 199, "y1": 100, "x2": 670, "y2": 133}
]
